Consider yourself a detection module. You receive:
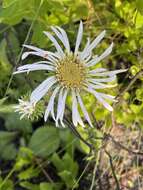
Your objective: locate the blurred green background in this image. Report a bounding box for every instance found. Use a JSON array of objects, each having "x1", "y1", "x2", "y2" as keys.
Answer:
[{"x1": 0, "y1": 0, "x2": 143, "y2": 189}]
